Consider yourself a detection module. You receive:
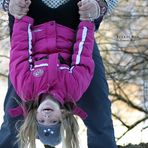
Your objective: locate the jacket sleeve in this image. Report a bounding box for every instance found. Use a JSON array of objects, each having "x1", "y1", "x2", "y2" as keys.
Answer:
[
  {"x1": 55, "y1": 21, "x2": 95, "y2": 103},
  {"x1": 10, "y1": 16, "x2": 57, "y2": 102},
  {"x1": 10, "y1": 16, "x2": 35, "y2": 101}
]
